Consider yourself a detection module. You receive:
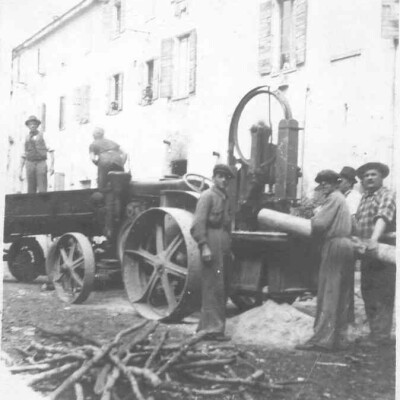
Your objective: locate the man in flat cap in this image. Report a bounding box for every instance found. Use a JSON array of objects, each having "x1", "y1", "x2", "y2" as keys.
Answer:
[
  {"x1": 338, "y1": 166, "x2": 362, "y2": 323},
  {"x1": 296, "y1": 170, "x2": 353, "y2": 352},
  {"x1": 19, "y1": 115, "x2": 54, "y2": 193},
  {"x1": 89, "y1": 127, "x2": 127, "y2": 189},
  {"x1": 190, "y1": 164, "x2": 234, "y2": 341},
  {"x1": 354, "y1": 162, "x2": 396, "y2": 347}
]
